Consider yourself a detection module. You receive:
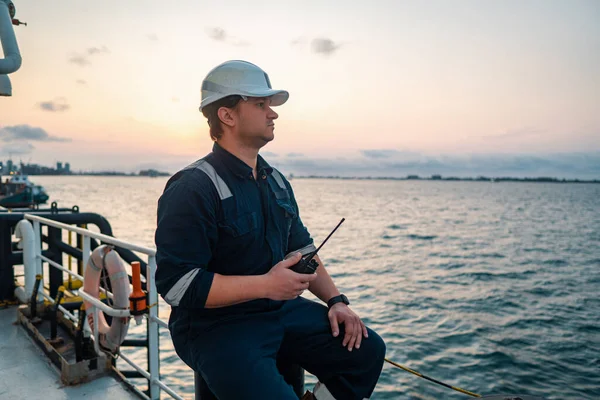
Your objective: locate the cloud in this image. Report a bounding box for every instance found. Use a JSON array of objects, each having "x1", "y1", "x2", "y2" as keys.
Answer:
[
  {"x1": 207, "y1": 27, "x2": 226, "y2": 41},
  {"x1": 361, "y1": 149, "x2": 401, "y2": 159},
  {"x1": 68, "y1": 55, "x2": 91, "y2": 67},
  {"x1": 287, "y1": 152, "x2": 304, "y2": 158},
  {"x1": 68, "y1": 45, "x2": 110, "y2": 67},
  {"x1": 86, "y1": 46, "x2": 110, "y2": 55},
  {"x1": 146, "y1": 33, "x2": 159, "y2": 42},
  {"x1": 37, "y1": 97, "x2": 70, "y2": 112},
  {"x1": 311, "y1": 37, "x2": 342, "y2": 55},
  {"x1": 171, "y1": 97, "x2": 179, "y2": 103},
  {"x1": 260, "y1": 151, "x2": 278, "y2": 157},
  {"x1": 0, "y1": 125, "x2": 72, "y2": 142},
  {"x1": 361, "y1": 149, "x2": 425, "y2": 163},
  {"x1": 206, "y1": 27, "x2": 250, "y2": 47},
  {"x1": 76, "y1": 79, "x2": 87, "y2": 85},
  {"x1": 267, "y1": 151, "x2": 600, "y2": 180},
  {"x1": 0, "y1": 142, "x2": 35, "y2": 155}
]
